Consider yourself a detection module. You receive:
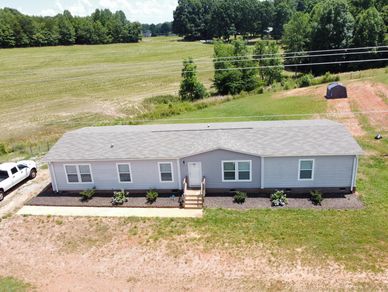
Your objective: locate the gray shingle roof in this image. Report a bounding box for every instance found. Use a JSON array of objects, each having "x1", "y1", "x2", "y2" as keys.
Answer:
[{"x1": 43, "y1": 120, "x2": 363, "y2": 162}]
